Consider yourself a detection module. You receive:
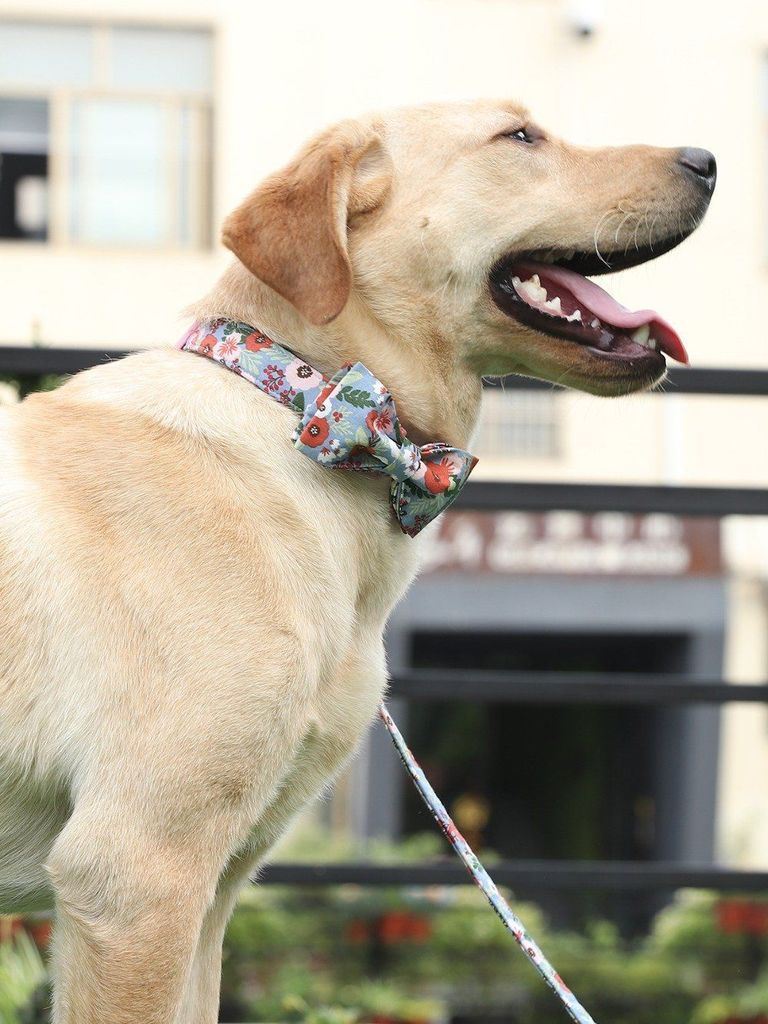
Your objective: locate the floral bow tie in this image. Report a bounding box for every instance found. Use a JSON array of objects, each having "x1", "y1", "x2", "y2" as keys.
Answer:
[{"x1": 177, "y1": 319, "x2": 478, "y2": 536}]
